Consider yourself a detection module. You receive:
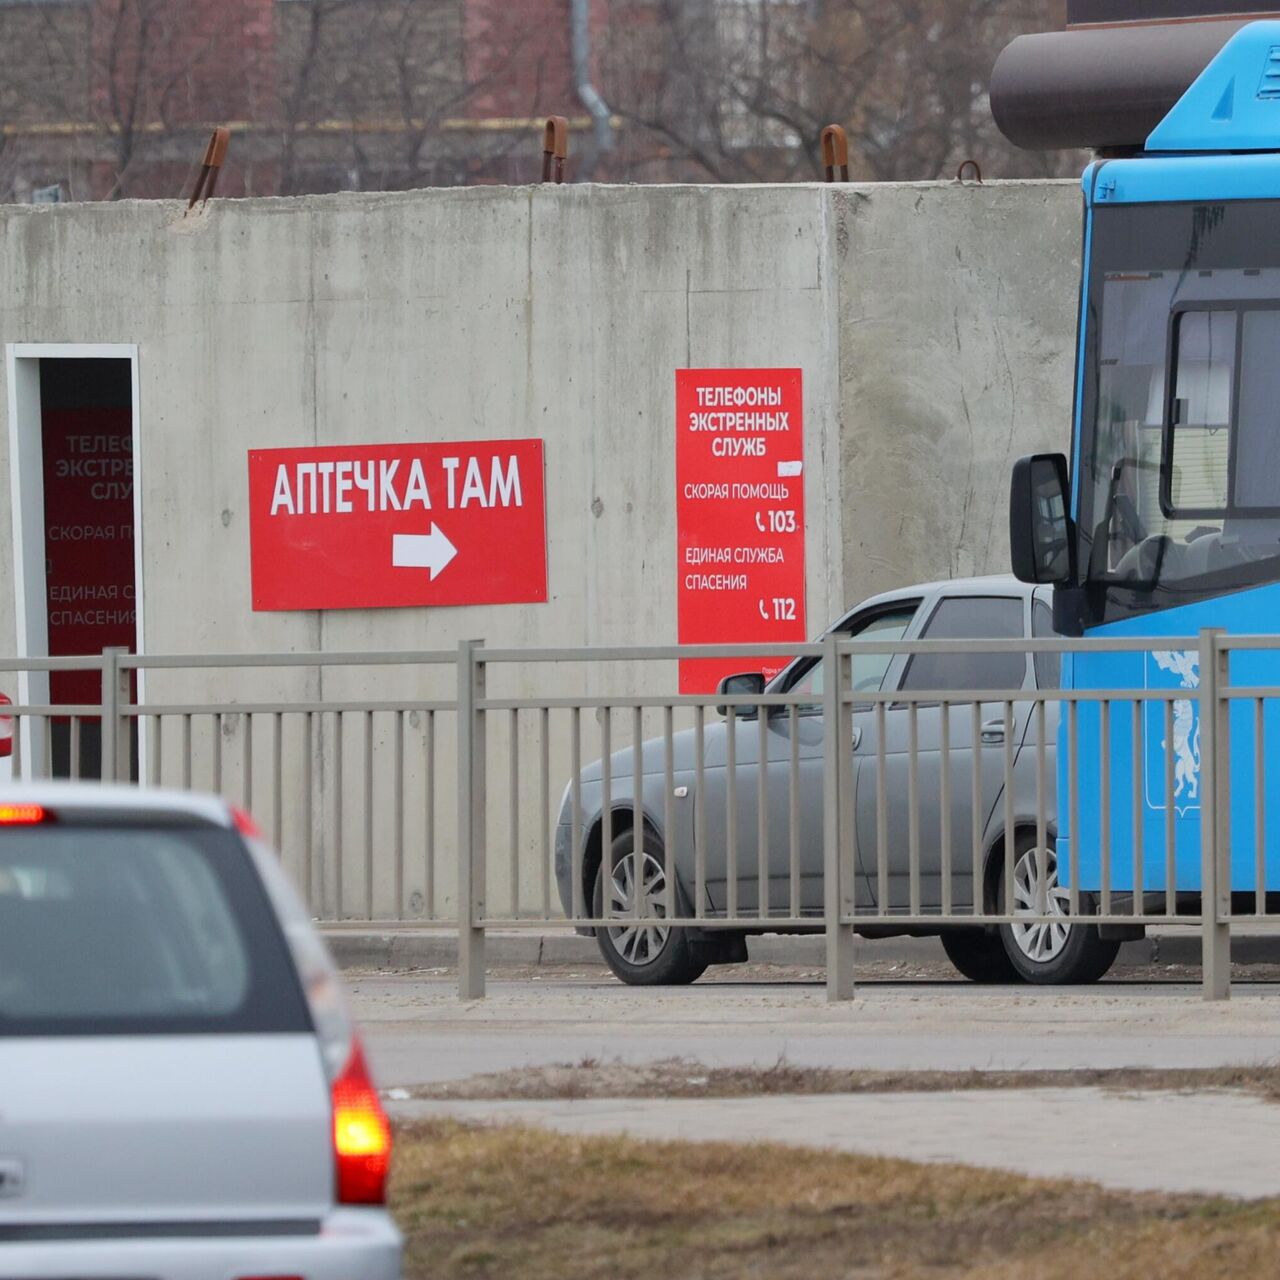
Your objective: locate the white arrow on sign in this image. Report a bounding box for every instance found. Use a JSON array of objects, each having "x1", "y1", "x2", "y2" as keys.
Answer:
[{"x1": 392, "y1": 524, "x2": 458, "y2": 581}]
